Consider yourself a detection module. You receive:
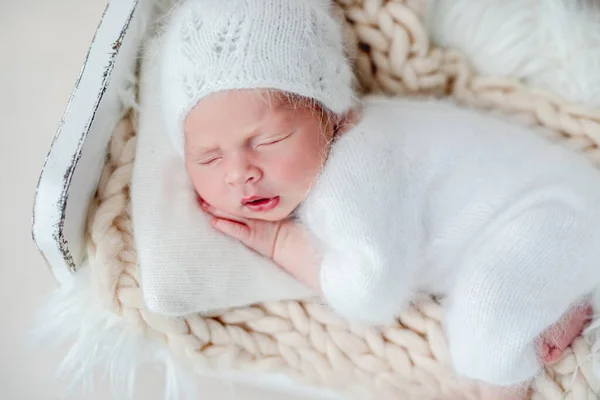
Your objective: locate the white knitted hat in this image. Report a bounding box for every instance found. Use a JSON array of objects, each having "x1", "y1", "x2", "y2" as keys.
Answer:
[{"x1": 158, "y1": 0, "x2": 356, "y2": 155}]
